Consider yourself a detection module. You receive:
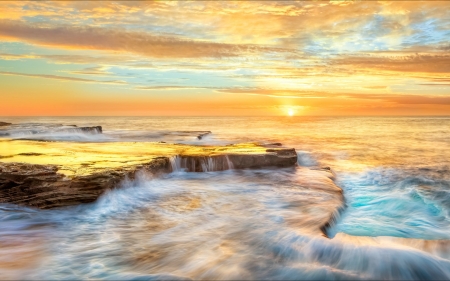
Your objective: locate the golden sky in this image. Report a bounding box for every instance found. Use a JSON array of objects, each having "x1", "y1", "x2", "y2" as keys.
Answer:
[{"x1": 0, "y1": 1, "x2": 449, "y2": 116}]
